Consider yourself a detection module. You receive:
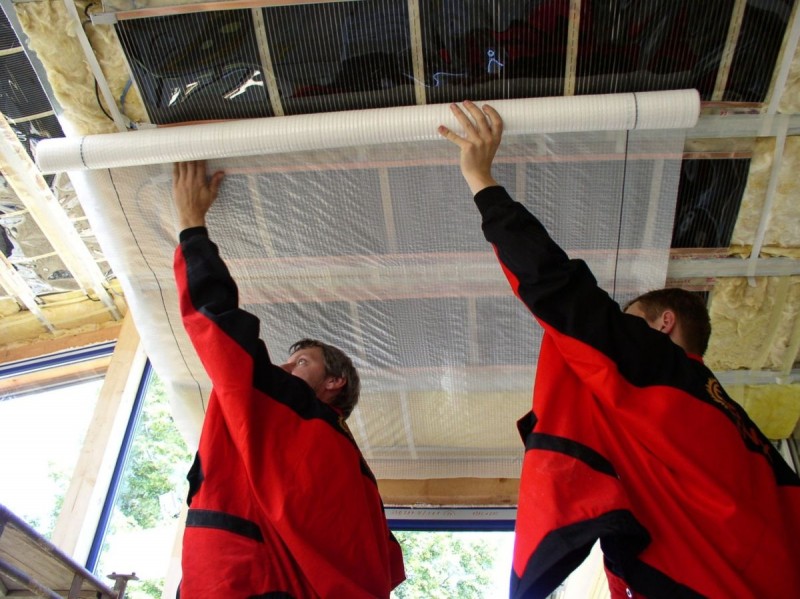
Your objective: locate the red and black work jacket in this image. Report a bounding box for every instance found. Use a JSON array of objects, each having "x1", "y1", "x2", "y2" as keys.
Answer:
[
  {"x1": 475, "y1": 186, "x2": 800, "y2": 599},
  {"x1": 174, "y1": 228, "x2": 405, "y2": 598}
]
